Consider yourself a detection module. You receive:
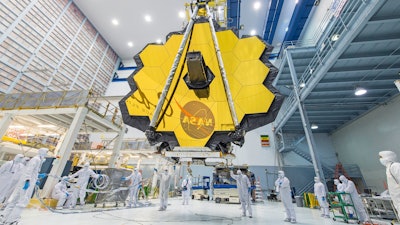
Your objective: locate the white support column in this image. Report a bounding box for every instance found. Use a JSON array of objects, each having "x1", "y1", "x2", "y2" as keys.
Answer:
[
  {"x1": 174, "y1": 164, "x2": 181, "y2": 190},
  {"x1": 78, "y1": 153, "x2": 87, "y2": 166},
  {"x1": 53, "y1": 133, "x2": 66, "y2": 157},
  {"x1": 150, "y1": 157, "x2": 161, "y2": 197},
  {"x1": 0, "y1": 151, "x2": 5, "y2": 160},
  {"x1": 42, "y1": 107, "x2": 88, "y2": 197},
  {"x1": 286, "y1": 51, "x2": 325, "y2": 183},
  {"x1": 0, "y1": 113, "x2": 13, "y2": 139},
  {"x1": 108, "y1": 124, "x2": 126, "y2": 168},
  {"x1": 136, "y1": 158, "x2": 142, "y2": 170}
]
